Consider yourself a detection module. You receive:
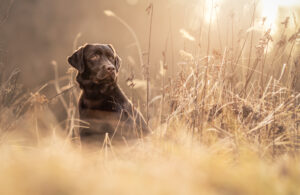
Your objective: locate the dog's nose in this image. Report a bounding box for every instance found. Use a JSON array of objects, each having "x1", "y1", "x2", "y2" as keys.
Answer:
[{"x1": 106, "y1": 65, "x2": 115, "y2": 72}]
